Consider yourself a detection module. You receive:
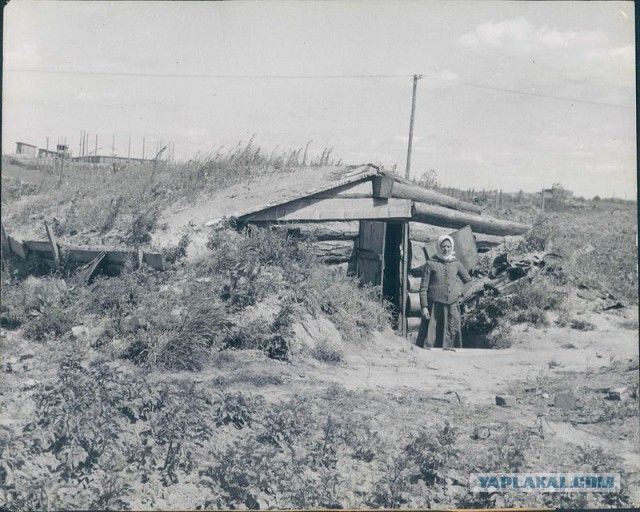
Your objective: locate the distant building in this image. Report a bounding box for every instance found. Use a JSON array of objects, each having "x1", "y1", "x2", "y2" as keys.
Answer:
[
  {"x1": 38, "y1": 148, "x2": 59, "y2": 158},
  {"x1": 15, "y1": 142, "x2": 37, "y2": 158},
  {"x1": 71, "y1": 155, "x2": 153, "y2": 165}
]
